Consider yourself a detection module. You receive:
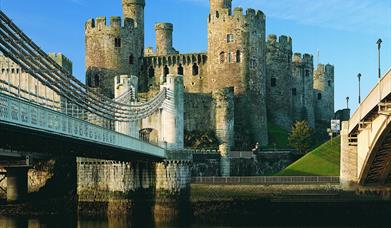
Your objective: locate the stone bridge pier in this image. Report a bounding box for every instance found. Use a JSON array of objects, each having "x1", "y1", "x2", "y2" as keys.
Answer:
[
  {"x1": 77, "y1": 159, "x2": 156, "y2": 214},
  {"x1": 0, "y1": 156, "x2": 77, "y2": 204},
  {"x1": 4, "y1": 166, "x2": 29, "y2": 202}
]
